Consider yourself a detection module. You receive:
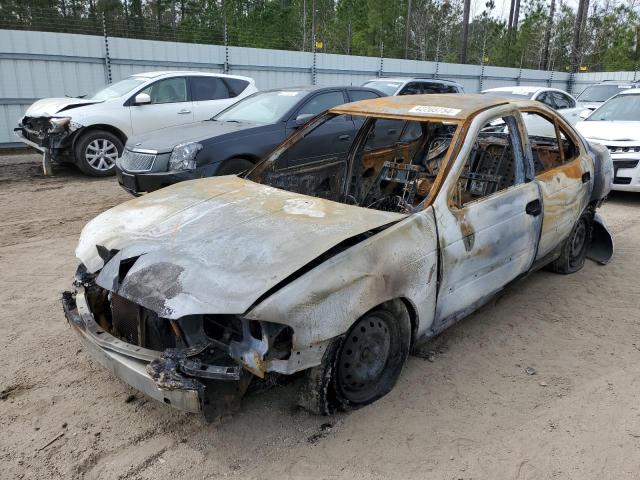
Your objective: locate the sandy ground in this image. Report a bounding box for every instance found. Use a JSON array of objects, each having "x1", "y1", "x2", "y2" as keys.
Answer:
[{"x1": 1, "y1": 152, "x2": 639, "y2": 480}]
